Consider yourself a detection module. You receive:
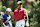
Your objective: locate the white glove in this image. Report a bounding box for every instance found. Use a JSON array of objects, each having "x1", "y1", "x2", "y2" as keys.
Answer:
[{"x1": 26, "y1": 21, "x2": 29, "y2": 26}]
